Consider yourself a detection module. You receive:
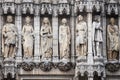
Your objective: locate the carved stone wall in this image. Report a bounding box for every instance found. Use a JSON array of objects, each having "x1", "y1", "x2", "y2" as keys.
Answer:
[{"x1": 0, "y1": 0, "x2": 120, "y2": 80}]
